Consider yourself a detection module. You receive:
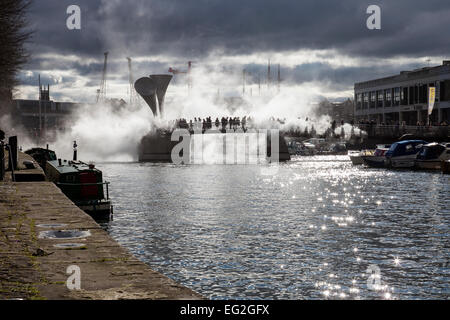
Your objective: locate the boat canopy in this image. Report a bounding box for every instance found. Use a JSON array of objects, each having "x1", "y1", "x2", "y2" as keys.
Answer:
[
  {"x1": 385, "y1": 140, "x2": 427, "y2": 157},
  {"x1": 417, "y1": 143, "x2": 446, "y2": 160}
]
